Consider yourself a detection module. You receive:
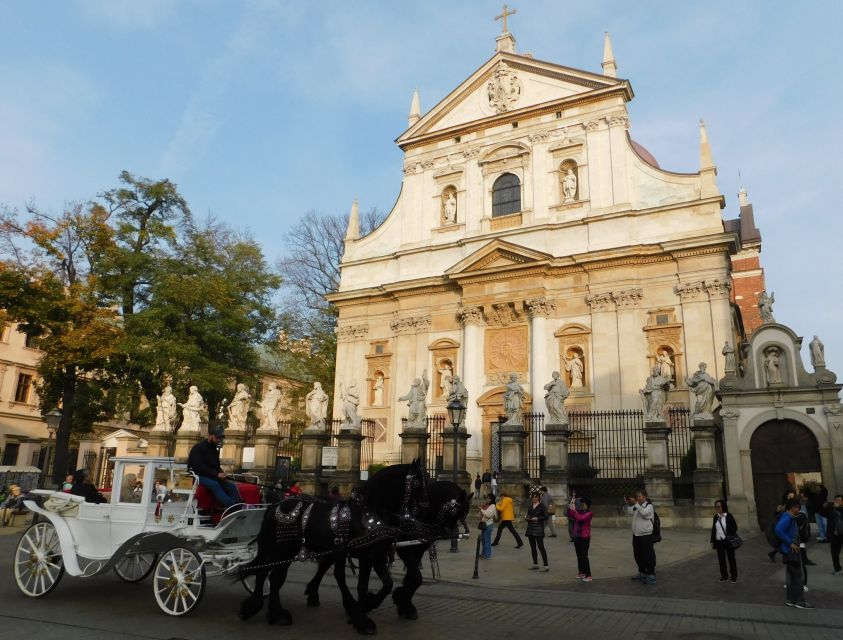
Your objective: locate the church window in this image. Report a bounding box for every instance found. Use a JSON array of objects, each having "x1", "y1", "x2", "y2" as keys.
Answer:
[
  {"x1": 375, "y1": 344, "x2": 384, "y2": 354},
  {"x1": 656, "y1": 314, "x2": 670, "y2": 325},
  {"x1": 511, "y1": 122, "x2": 518, "y2": 129},
  {"x1": 492, "y1": 173, "x2": 521, "y2": 217}
]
